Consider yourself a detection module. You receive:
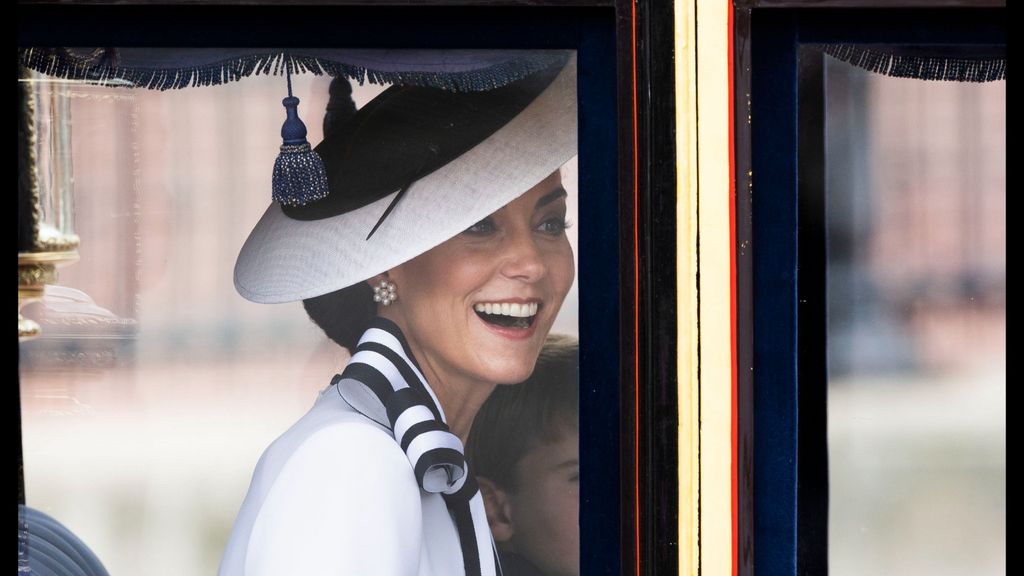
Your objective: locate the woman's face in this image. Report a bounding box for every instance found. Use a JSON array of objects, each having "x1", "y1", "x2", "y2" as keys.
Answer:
[{"x1": 382, "y1": 171, "x2": 575, "y2": 386}]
